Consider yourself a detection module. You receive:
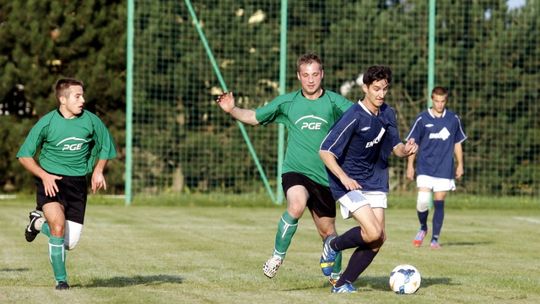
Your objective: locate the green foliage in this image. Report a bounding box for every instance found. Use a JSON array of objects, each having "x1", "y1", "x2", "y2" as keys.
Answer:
[
  {"x1": 0, "y1": 0, "x2": 538, "y2": 198},
  {"x1": 0, "y1": 0, "x2": 125, "y2": 193}
]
